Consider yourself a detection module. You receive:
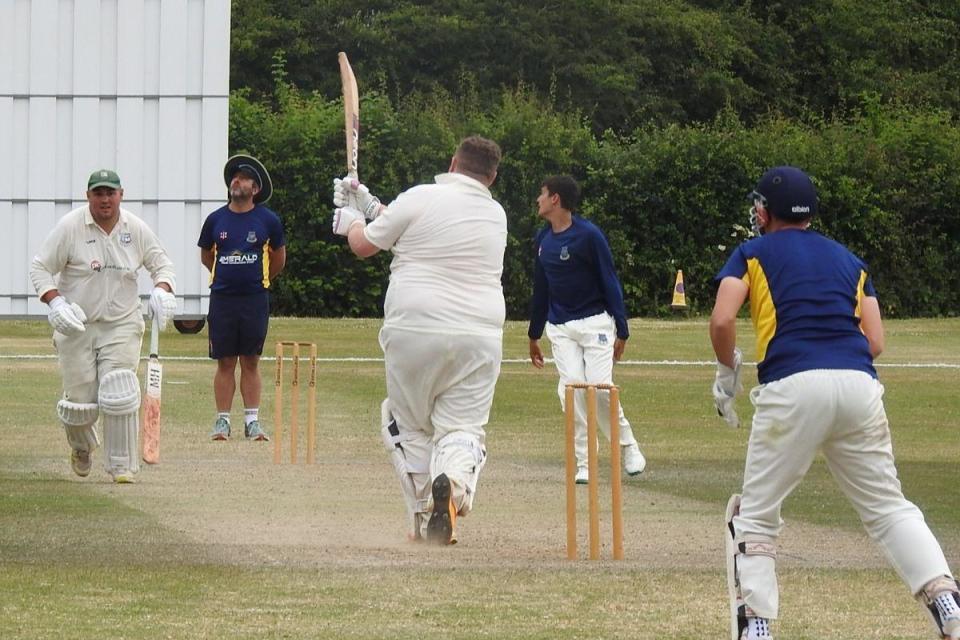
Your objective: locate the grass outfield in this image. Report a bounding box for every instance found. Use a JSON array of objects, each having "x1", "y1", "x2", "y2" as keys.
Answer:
[{"x1": 1, "y1": 317, "x2": 958, "y2": 639}]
